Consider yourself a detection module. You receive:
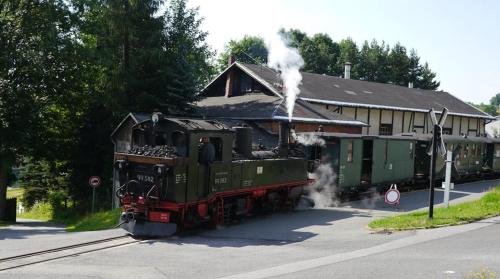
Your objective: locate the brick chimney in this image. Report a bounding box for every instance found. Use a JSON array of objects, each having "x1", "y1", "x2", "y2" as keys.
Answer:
[
  {"x1": 225, "y1": 54, "x2": 236, "y2": 98},
  {"x1": 344, "y1": 62, "x2": 352, "y2": 79}
]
